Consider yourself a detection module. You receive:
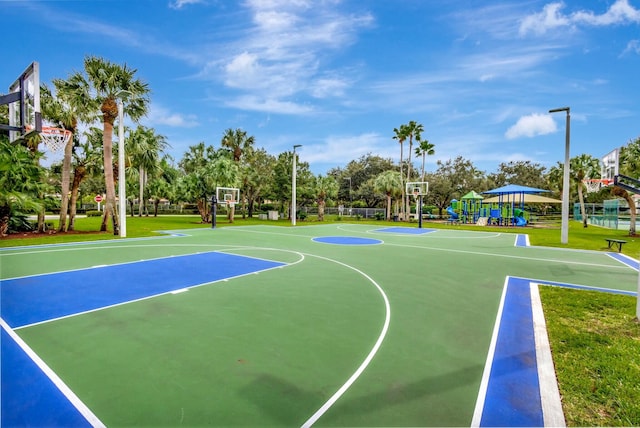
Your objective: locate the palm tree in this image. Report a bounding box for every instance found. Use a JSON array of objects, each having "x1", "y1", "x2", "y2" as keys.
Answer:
[
  {"x1": 56, "y1": 56, "x2": 150, "y2": 234},
  {"x1": 392, "y1": 125, "x2": 408, "y2": 219},
  {"x1": 403, "y1": 121, "x2": 424, "y2": 216},
  {"x1": 374, "y1": 170, "x2": 402, "y2": 221},
  {"x1": 221, "y1": 128, "x2": 255, "y2": 162},
  {"x1": 314, "y1": 175, "x2": 338, "y2": 221},
  {"x1": 415, "y1": 139, "x2": 435, "y2": 181},
  {"x1": 221, "y1": 128, "x2": 254, "y2": 219},
  {"x1": 127, "y1": 126, "x2": 168, "y2": 216},
  {"x1": 67, "y1": 128, "x2": 103, "y2": 230},
  {"x1": 570, "y1": 154, "x2": 601, "y2": 228},
  {"x1": 40, "y1": 84, "x2": 82, "y2": 232}
]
